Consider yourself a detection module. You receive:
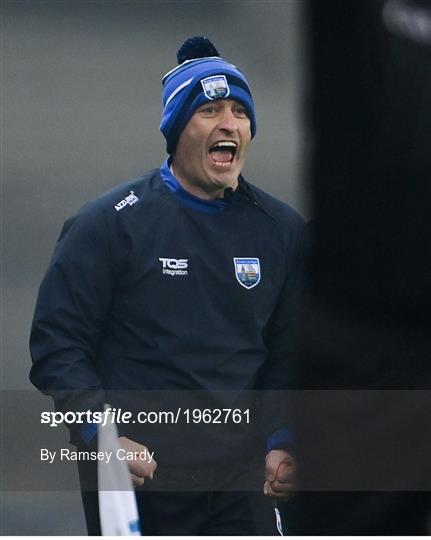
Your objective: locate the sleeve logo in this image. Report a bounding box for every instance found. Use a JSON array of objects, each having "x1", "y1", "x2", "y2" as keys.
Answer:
[{"x1": 114, "y1": 191, "x2": 139, "y2": 212}]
